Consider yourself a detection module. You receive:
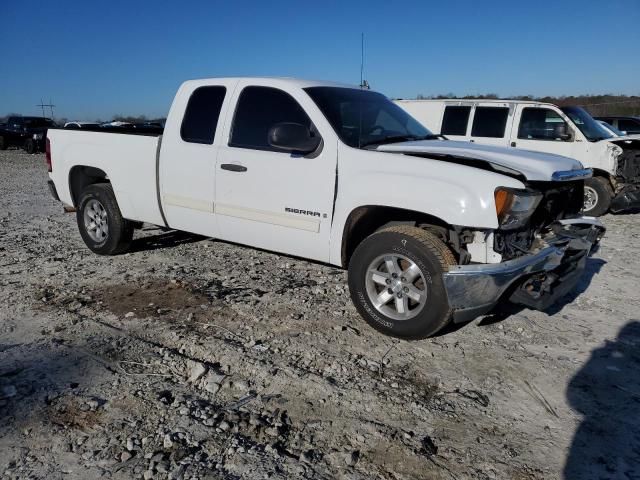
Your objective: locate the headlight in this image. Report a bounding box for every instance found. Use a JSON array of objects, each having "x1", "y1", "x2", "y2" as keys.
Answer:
[
  {"x1": 494, "y1": 188, "x2": 542, "y2": 230},
  {"x1": 33, "y1": 133, "x2": 43, "y2": 140}
]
